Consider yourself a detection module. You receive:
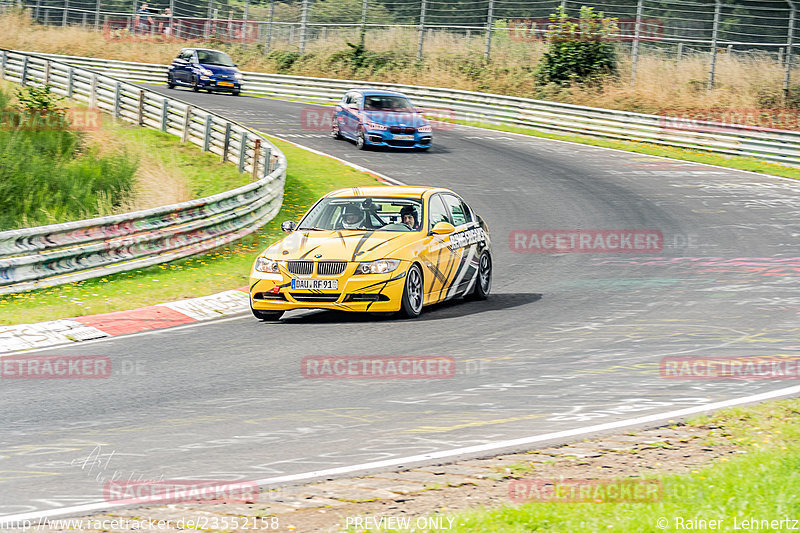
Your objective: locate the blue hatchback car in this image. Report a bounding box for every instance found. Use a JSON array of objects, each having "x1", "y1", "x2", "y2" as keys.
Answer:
[
  {"x1": 167, "y1": 48, "x2": 242, "y2": 95},
  {"x1": 331, "y1": 89, "x2": 432, "y2": 150}
]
